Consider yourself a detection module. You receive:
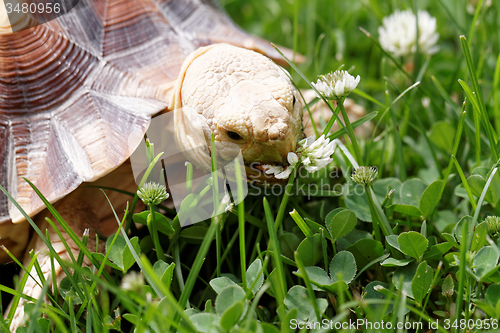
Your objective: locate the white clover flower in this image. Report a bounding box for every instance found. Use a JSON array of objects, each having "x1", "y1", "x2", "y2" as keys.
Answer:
[
  {"x1": 312, "y1": 70, "x2": 360, "y2": 100},
  {"x1": 262, "y1": 152, "x2": 299, "y2": 179},
  {"x1": 137, "y1": 182, "x2": 169, "y2": 206},
  {"x1": 378, "y1": 9, "x2": 439, "y2": 57},
  {"x1": 311, "y1": 80, "x2": 333, "y2": 99},
  {"x1": 263, "y1": 165, "x2": 284, "y2": 175},
  {"x1": 263, "y1": 135, "x2": 336, "y2": 179},
  {"x1": 297, "y1": 135, "x2": 336, "y2": 173},
  {"x1": 121, "y1": 271, "x2": 145, "y2": 292}
]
